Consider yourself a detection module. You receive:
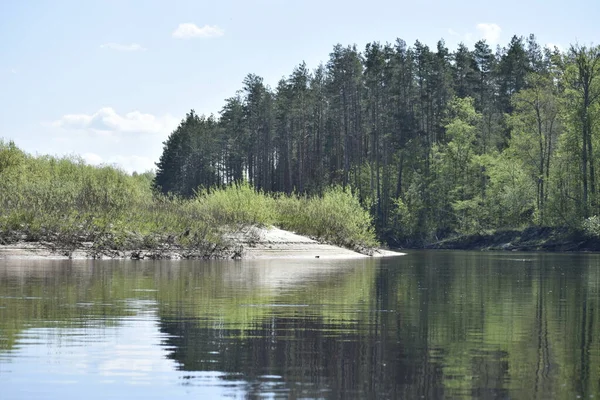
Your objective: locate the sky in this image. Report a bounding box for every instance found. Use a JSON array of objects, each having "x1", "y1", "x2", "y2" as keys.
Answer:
[{"x1": 1, "y1": 0, "x2": 599, "y2": 173}]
